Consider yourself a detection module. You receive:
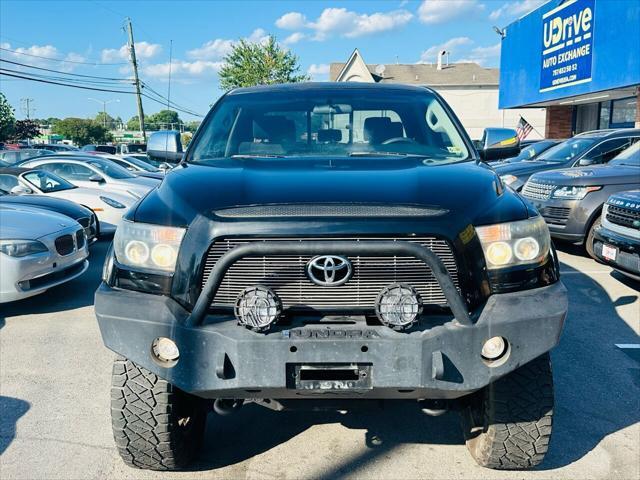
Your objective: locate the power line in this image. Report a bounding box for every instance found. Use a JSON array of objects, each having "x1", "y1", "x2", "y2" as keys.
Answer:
[
  {"x1": 0, "y1": 66, "x2": 131, "y2": 87},
  {"x1": 0, "y1": 46, "x2": 128, "y2": 66},
  {"x1": 0, "y1": 71, "x2": 137, "y2": 94},
  {"x1": 141, "y1": 81, "x2": 204, "y2": 117},
  {"x1": 0, "y1": 58, "x2": 131, "y2": 81}
]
